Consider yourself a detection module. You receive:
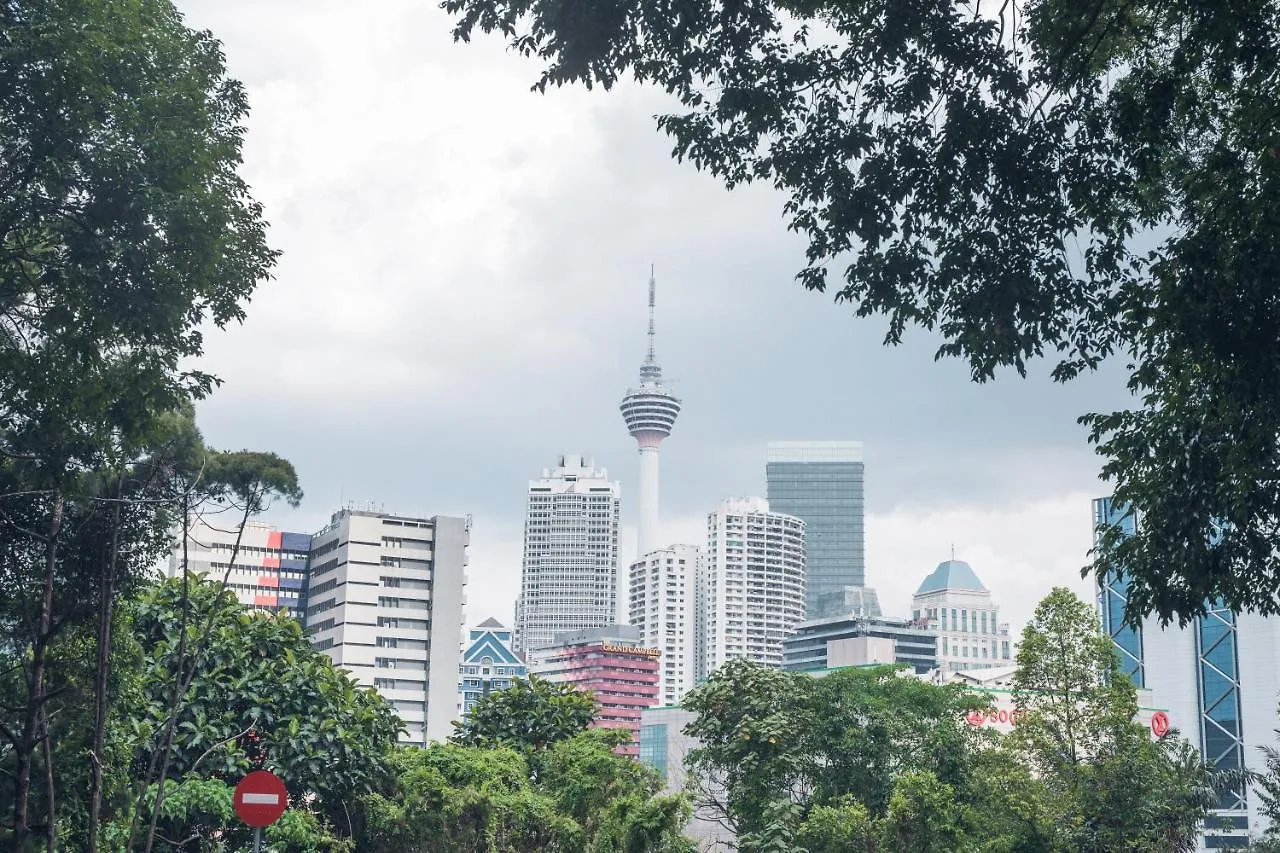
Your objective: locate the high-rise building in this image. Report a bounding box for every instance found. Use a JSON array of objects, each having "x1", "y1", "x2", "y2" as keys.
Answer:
[
  {"x1": 1094, "y1": 496, "x2": 1278, "y2": 850},
  {"x1": 458, "y1": 618, "x2": 527, "y2": 719},
  {"x1": 703, "y1": 498, "x2": 806, "y2": 673},
  {"x1": 304, "y1": 509, "x2": 469, "y2": 745},
  {"x1": 531, "y1": 625, "x2": 661, "y2": 756},
  {"x1": 910, "y1": 558, "x2": 1013, "y2": 677},
  {"x1": 620, "y1": 268, "x2": 681, "y2": 559},
  {"x1": 629, "y1": 544, "x2": 704, "y2": 707},
  {"x1": 168, "y1": 518, "x2": 311, "y2": 615},
  {"x1": 765, "y1": 441, "x2": 865, "y2": 617},
  {"x1": 514, "y1": 455, "x2": 621, "y2": 655}
]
